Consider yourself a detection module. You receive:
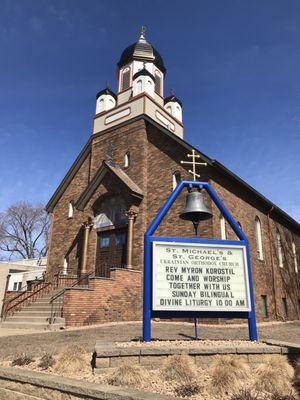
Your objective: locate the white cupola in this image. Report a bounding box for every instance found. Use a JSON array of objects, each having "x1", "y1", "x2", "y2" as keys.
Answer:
[
  {"x1": 95, "y1": 85, "x2": 117, "y2": 114},
  {"x1": 92, "y1": 28, "x2": 184, "y2": 139},
  {"x1": 164, "y1": 90, "x2": 183, "y2": 122},
  {"x1": 132, "y1": 67, "x2": 155, "y2": 98},
  {"x1": 117, "y1": 27, "x2": 166, "y2": 96}
]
